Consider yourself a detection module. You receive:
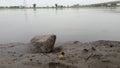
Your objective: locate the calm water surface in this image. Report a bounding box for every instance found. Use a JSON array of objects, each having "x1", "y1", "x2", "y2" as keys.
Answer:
[{"x1": 0, "y1": 8, "x2": 120, "y2": 43}]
